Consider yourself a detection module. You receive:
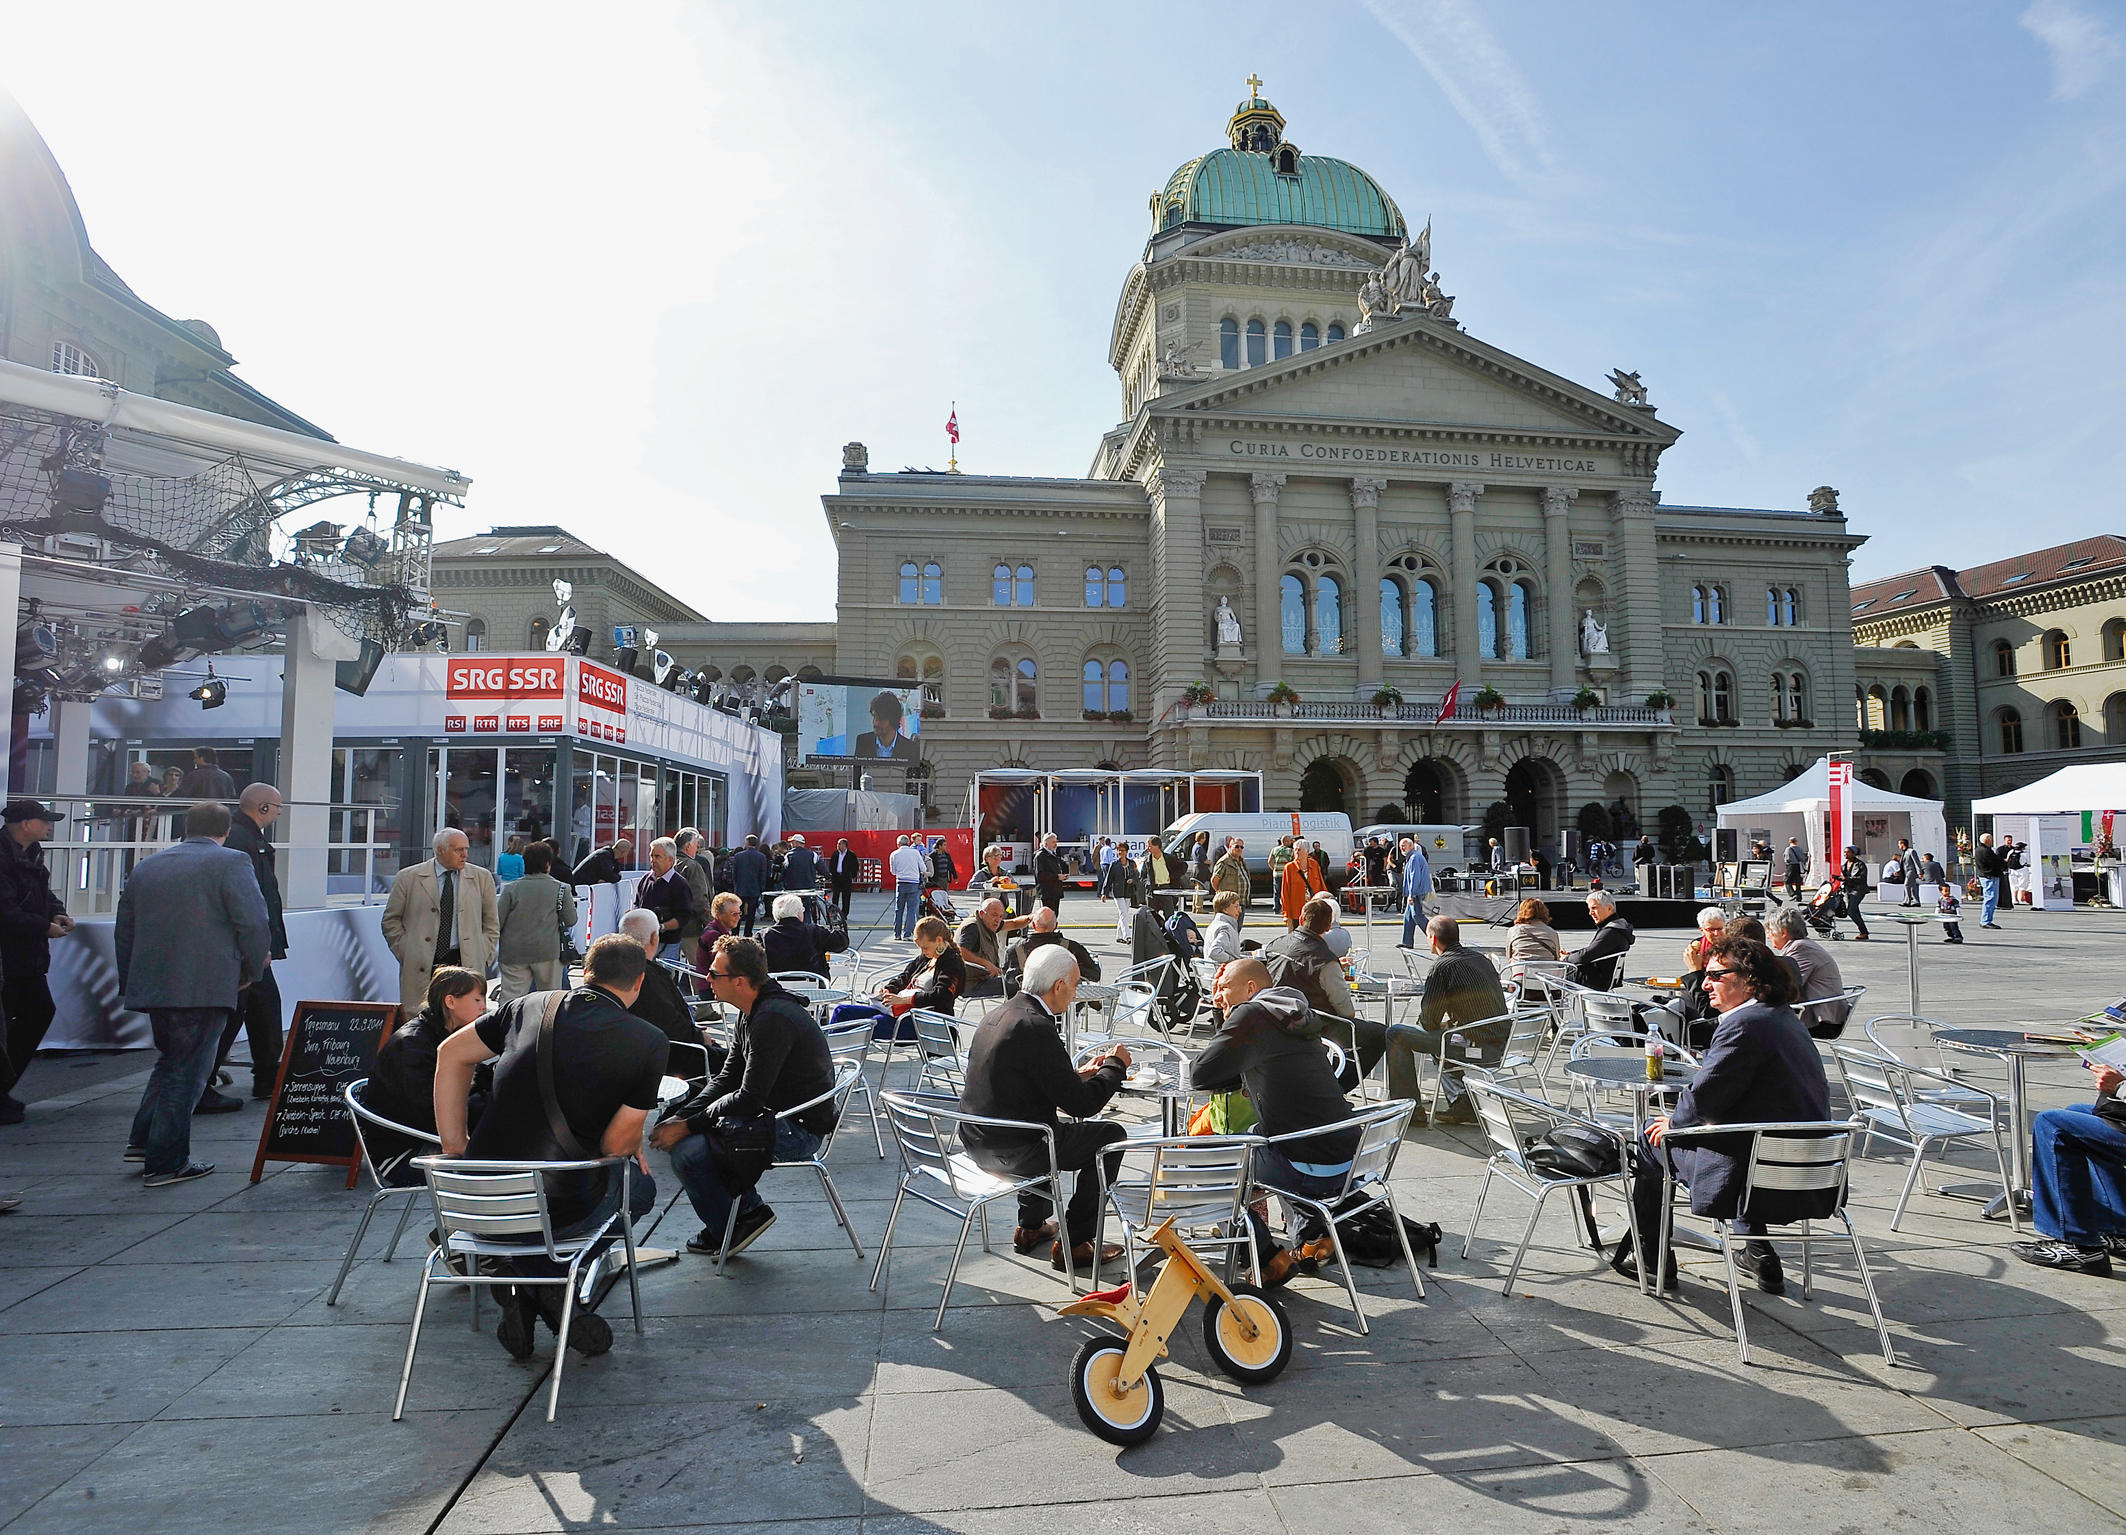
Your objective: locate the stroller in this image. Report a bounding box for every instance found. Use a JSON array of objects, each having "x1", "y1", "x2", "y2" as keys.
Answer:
[
  {"x1": 1129, "y1": 902, "x2": 1204, "y2": 1032},
  {"x1": 1801, "y1": 881, "x2": 1846, "y2": 937}
]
